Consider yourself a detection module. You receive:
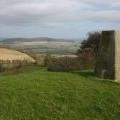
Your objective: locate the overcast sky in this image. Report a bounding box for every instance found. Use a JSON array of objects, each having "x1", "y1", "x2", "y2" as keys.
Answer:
[{"x1": 0, "y1": 0, "x2": 120, "y2": 39}]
